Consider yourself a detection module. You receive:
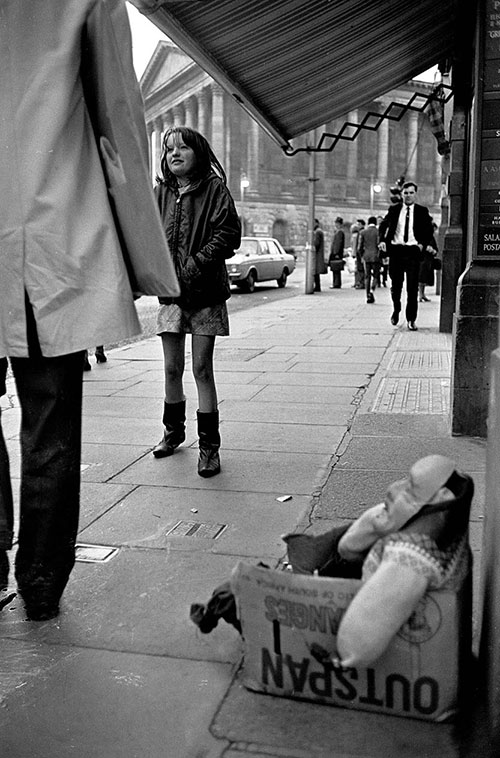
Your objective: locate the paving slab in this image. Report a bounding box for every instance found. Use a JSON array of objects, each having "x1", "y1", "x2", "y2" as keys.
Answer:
[
  {"x1": 80, "y1": 442, "x2": 153, "y2": 483},
  {"x1": 111, "y1": 447, "x2": 332, "y2": 496},
  {"x1": 0, "y1": 640, "x2": 232, "y2": 758},
  {"x1": 79, "y1": 481, "x2": 137, "y2": 529},
  {"x1": 81, "y1": 414, "x2": 196, "y2": 448},
  {"x1": 0, "y1": 550, "x2": 243, "y2": 662},
  {"x1": 77, "y1": 485, "x2": 309, "y2": 560},
  {"x1": 220, "y1": 399, "x2": 355, "y2": 426},
  {"x1": 221, "y1": 419, "x2": 347, "y2": 454},
  {"x1": 336, "y1": 434, "x2": 487, "y2": 472},
  {"x1": 253, "y1": 384, "x2": 359, "y2": 405},
  {"x1": 213, "y1": 672, "x2": 460, "y2": 758}
]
